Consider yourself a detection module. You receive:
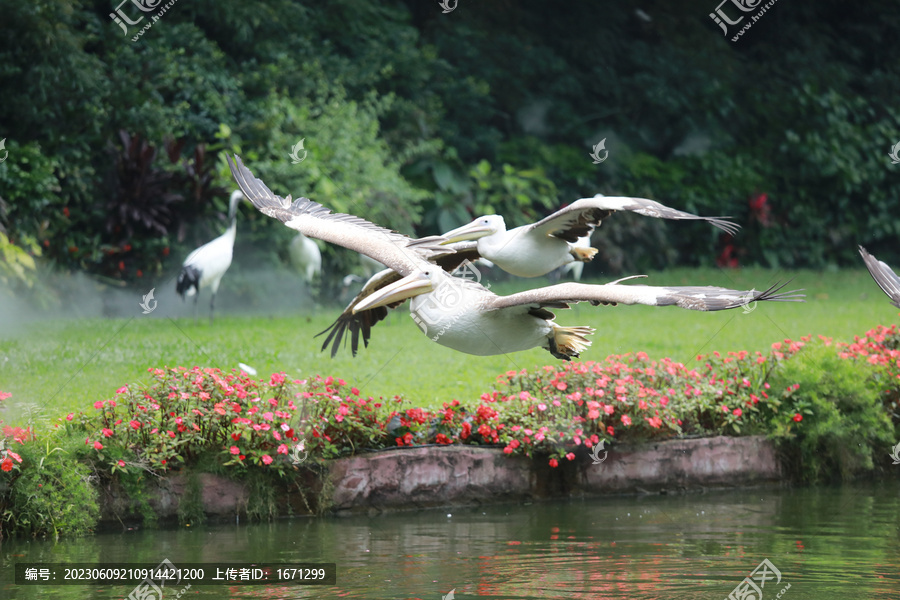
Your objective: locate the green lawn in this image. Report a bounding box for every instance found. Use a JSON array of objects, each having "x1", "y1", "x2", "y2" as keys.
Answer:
[{"x1": 0, "y1": 267, "x2": 894, "y2": 427}]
